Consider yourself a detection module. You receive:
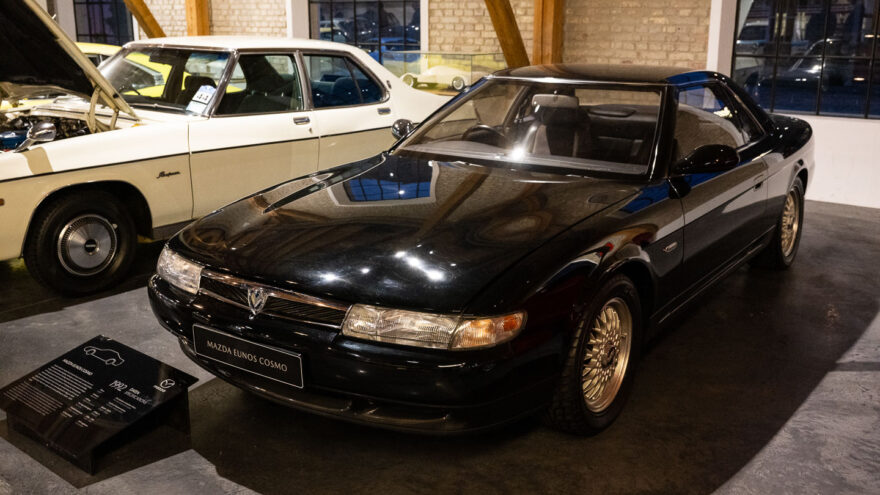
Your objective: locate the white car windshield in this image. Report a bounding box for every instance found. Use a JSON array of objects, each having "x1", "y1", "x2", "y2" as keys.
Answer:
[
  {"x1": 101, "y1": 47, "x2": 230, "y2": 114},
  {"x1": 399, "y1": 79, "x2": 663, "y2": 174}
]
